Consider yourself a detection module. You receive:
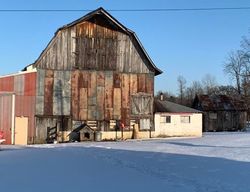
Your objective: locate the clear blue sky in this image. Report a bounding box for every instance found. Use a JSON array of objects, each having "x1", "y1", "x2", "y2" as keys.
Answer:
[{"x1": 1, "y1": 0, "x2": 250, "y2": 94}]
